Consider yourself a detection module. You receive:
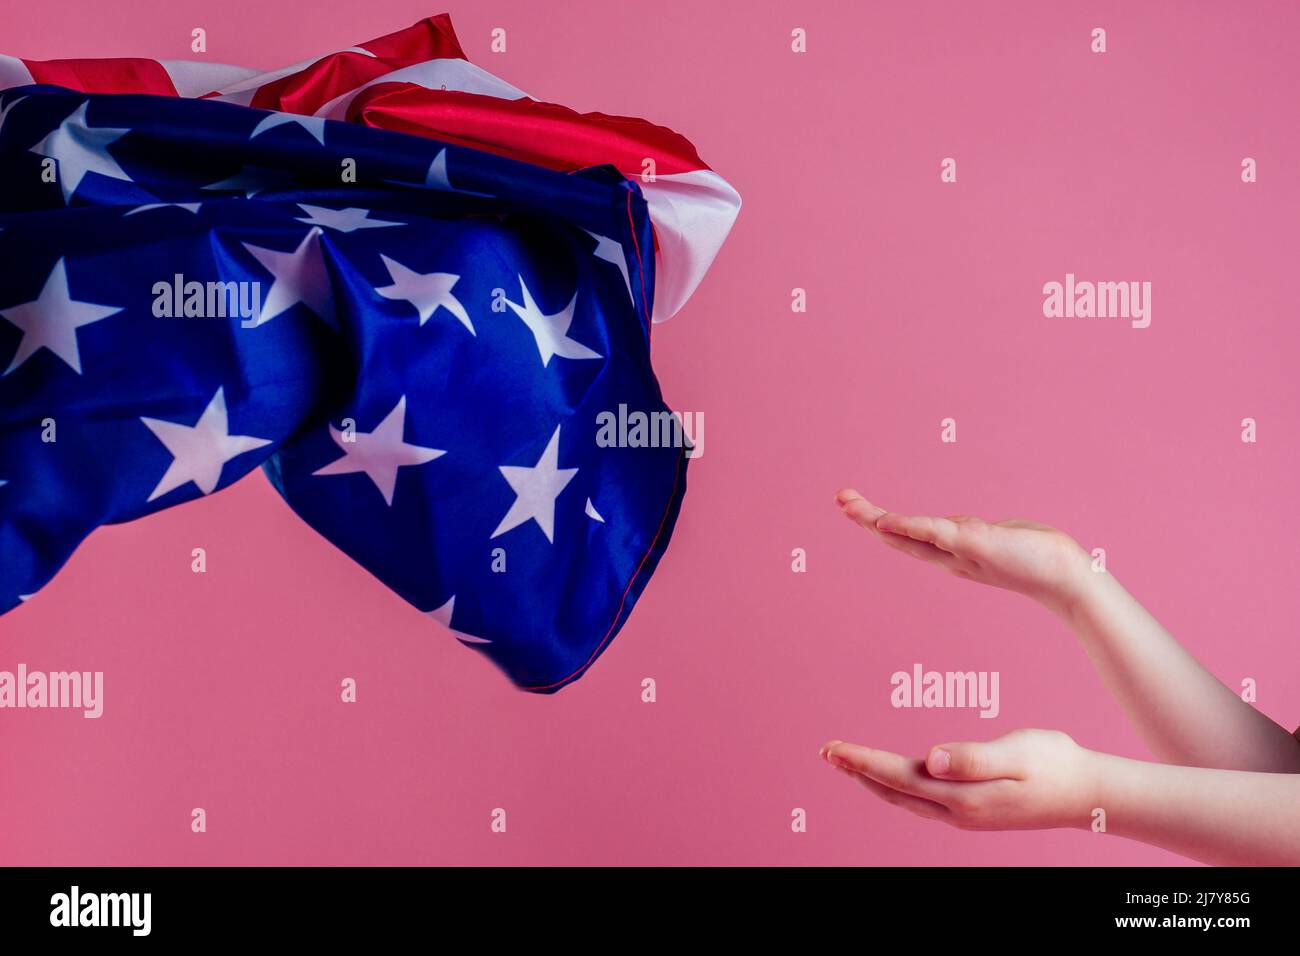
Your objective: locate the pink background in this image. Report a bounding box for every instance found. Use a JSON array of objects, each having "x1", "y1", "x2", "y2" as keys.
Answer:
[{"x1": 3, "y1": 0, "x2": 1299, "y2": 866}]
